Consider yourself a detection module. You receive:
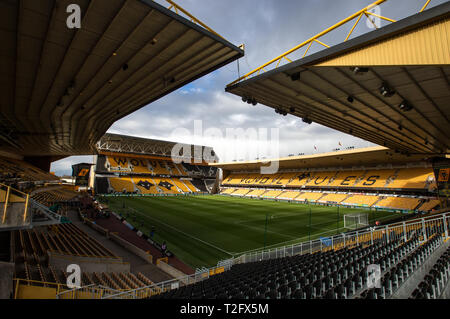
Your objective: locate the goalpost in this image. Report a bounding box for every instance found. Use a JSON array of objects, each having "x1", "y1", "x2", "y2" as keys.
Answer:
[{"x1": 344, "y1": 213, "x2": 369, "y2": 230}]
